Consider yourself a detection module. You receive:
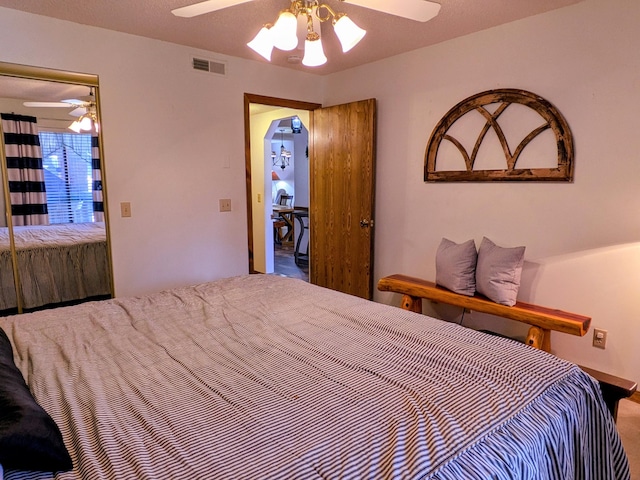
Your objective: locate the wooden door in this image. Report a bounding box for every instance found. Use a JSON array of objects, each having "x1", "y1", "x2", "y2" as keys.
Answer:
[{"x1": 310, "y1": 99, "x2": 377, "y2": 299}]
